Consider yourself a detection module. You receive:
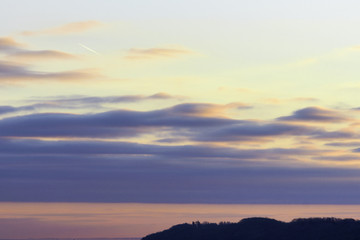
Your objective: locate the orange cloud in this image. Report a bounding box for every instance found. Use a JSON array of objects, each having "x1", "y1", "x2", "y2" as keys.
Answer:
[
  {"x1": 8, "y1": 50, "x2": 77, "y2": 61},
  {"x1": 125, "y1": 47, "x2": 193, "y2": 59},
  {"x1": 21, "y1": 21, "x2": 103, "y2": 36},
  {"x1": 0, "y1": 37, "x2": 24, "y2": 51},
  {"x1": 265, "y1": 97, "x2": 318, "y2": 104},
  {"x1": 168, "y1": 102, "x2": 251, "y2": 117},
  {"x1": 0, "y1": 61, "x2": 101, "y2": 83}
]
